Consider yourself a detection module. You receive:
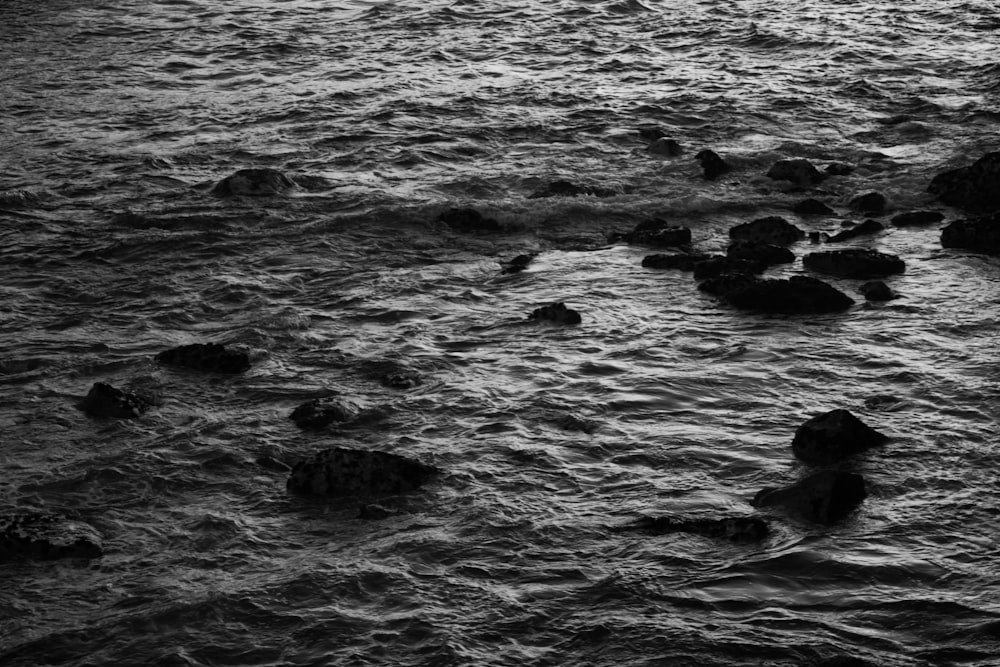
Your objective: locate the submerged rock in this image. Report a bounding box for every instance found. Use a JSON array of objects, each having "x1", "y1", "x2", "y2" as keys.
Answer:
[
  {"x1": 792, "y1": 409, "x2": 889, "y2": 466},
  {"x1": 766, "y1": 158, "x2": 825, "y2": 186},
  {"x1": 849, "y1": 191, "x2": 887, "y2": 215},
  {"x1": 438, "y1": 207, "x2": 505, "y2": 233},
  {"x1": 803, "y1": 248, "x2": 905, "y2": 278},
  {"x1": 286, "y1": 447, "x2": 438, "y2": 497},
  {"x1": 826, "y1": 219, "x2": 885, "y2": 243},
  {"x1": 647, "y1": 137, "x2": 683, "y2": 156},
  {"x1": 289, "y1": 397, "x2": 361, "y2": 429},
  {"x1": 695, "y1": 149, "x2": 732, "y2": 180},
  {"x1": 625, "y1": 515, "x2": 769, "y2": 542},
  {"x1": 859, "y1": 280, "x2": 898, "y2": 302},
  {"x1": 793, "y1": 198, "x2": 835, "y2": 216},
  {"x1": 79, "y1": 382, "x2": 151, "y2": 419},
  {"x1": 824, "y1": 162, "x2": 855, "y2": 176},
  {"x1": 726, "y1": 240, "x2": 796, "y2": 266},
  {"x1": 0, "y1": 189, "x2": 42, "y2": 208},
  {"x1": 752, "y1": 470, "x2": 867, "y2": 524},
  {"x1": 615, "y1": 218, "x2": 692, "y2": 247},
  {"x1": 700, "y1": 275, "x2": 855, "y2": 314},
  {"x1": 927, "y1": 152, "x2": 1000, "y2": 211},
  {"x1": 501, "y1": 253, "x2": 536, "y2": 274},
  {"x1": 940, "y1": 213, "x2": 1000, "y2": 255},
  {"x1": 641, "y1": 252, "x2": 712, "y2": 270},
  {"x1": 729, "y1": 216, "x2": 805, "y2": 246},
  {"x1": 528, "y1": 302, "x2": 582, "y2": 325},
  {"x1": 211, "y1": 168, "x2": 296, "y2": 196},
  {"x1": 692, "y1": 255, "x2": 768, "y2": 280},
  {"x1": 156, "y1": 343, "x2": 251, "y2": 374},
  {"x1": 0, "y1": 513, "x2": 104, "y2": 560},
  {"x1": 891, "y1": 210, "x2": 944, "y2": 227}
]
